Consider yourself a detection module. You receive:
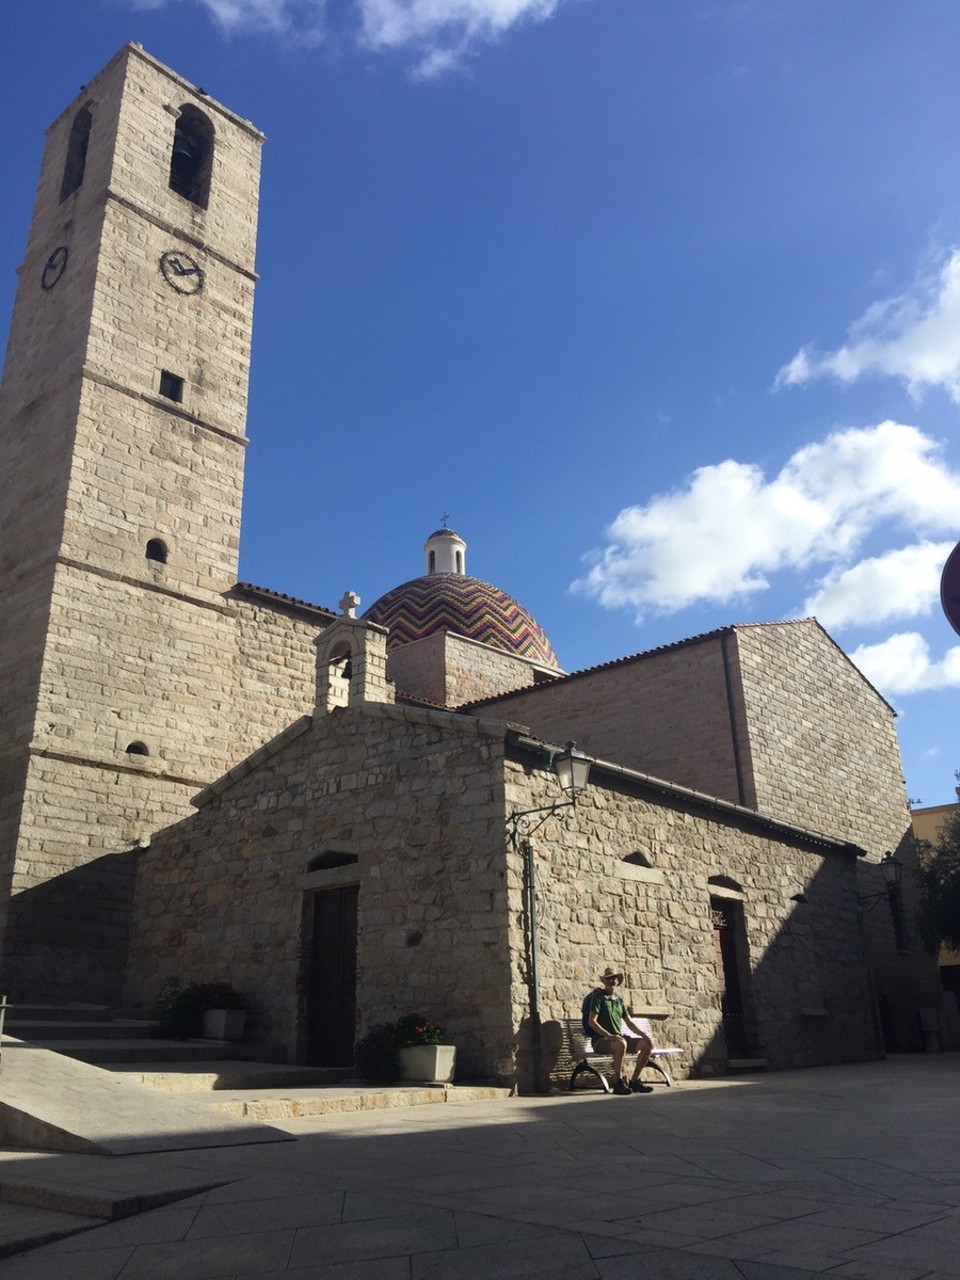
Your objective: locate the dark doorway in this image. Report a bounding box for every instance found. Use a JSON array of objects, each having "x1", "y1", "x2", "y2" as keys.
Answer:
[
  {"x1": 710, "y1": 895, "x2": 750, "y2": 1059},
  {"x1": 306, "y1": 885, "x2": 358, "y2": 1066}
]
